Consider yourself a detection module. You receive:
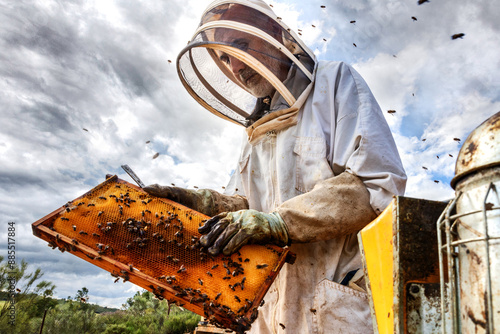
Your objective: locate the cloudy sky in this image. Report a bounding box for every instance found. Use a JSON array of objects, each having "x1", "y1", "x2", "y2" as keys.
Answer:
[{"x1": 1, "y1": 0, "x2": 499, "y2": 308}]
